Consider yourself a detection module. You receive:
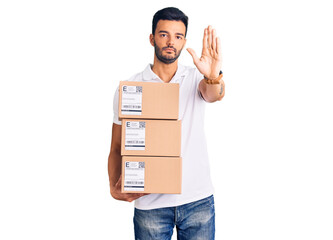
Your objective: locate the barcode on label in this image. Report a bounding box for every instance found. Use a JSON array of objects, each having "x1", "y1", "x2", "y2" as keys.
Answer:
[
  {"x1": 125, "y1": 181, "x2": 144, "y2": 185},
  {"x1": 138, "y1": 162, "x2": 145, "y2": 168},
  {"x1": 126, "y1": 140, "x2": 145, "y2": 144},
  {"x1": 123, "y1": 105, "x2": 141, "y2": 109}
]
